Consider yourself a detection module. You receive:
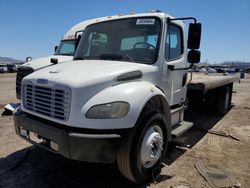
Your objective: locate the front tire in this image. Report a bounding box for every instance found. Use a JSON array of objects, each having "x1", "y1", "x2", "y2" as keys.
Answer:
[{"x1": 117, "y1": 112, "x2": 168, "y2": 183}]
